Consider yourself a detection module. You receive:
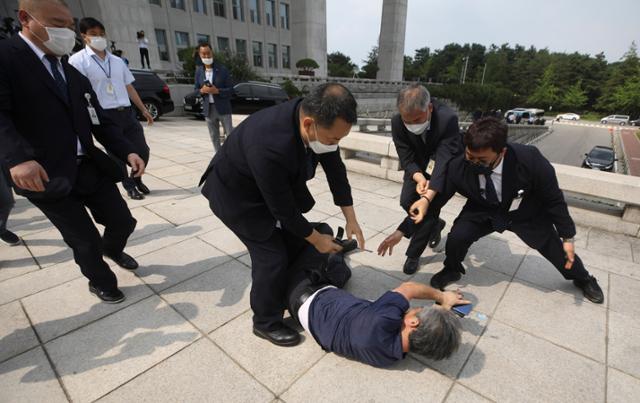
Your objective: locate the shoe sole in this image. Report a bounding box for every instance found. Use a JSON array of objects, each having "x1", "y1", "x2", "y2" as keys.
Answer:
[
  {"x1": 428, "y1": 219, "x2": 446, "y2": 249},
  {"x1": 89, "y1": 287, "x2": 126, "y2": 304},
  {"x1": 252, "y1": 328, "x2": 300, "y2": 347}
]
